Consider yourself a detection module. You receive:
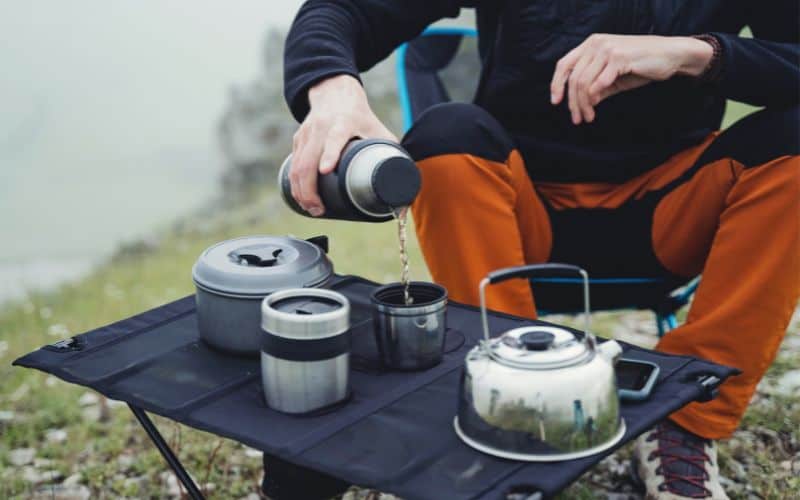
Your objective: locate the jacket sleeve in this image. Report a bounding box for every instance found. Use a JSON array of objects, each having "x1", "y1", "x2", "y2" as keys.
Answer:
[
  {"x1": 284, "y1": 0, "x2": 464, "y2": 122},
  {"x1": 710, "y1": 2, "x2": 799, "y2": 107}
]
